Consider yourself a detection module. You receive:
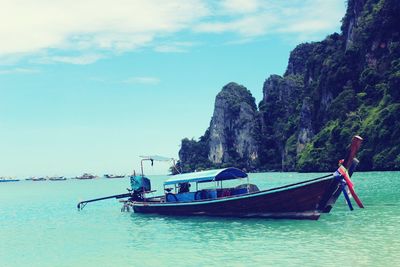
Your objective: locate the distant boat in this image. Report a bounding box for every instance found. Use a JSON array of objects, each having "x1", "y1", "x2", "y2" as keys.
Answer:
[
  {"x1": 0, "y1": 177, "x2": 20, "y2": 182},
  {"x1": 49, "y1": 176, "x2": 67, "y2": 181},
  {"x1": 76, "y1": 173, "x2": 98, "y2": 180},
  {"x1": 31, "y1": 177, "x2": 47, "y2": 181},
  {"x1": 104, "y1": 174, "x2": 126, "y2": 179}
]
